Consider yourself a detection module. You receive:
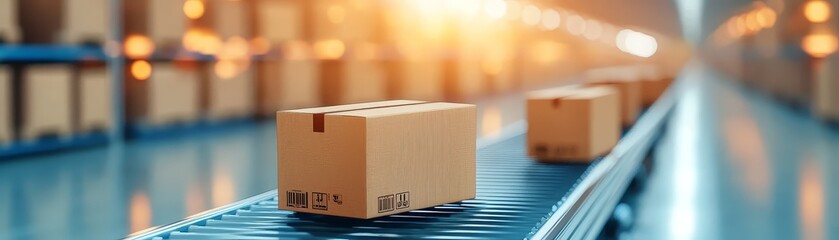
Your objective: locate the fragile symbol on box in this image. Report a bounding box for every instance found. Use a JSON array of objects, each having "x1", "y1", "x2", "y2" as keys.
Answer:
[
  {"x1": 332, "y1": 194, "x2": 343, "y2": 205},
  {"x1": 312, "y1": 192, "x2": 328, "y2": 210},
  {"x1": 396, "y1": 192, "x2": 410, "y2": 209},
  {"x1": 287, "y1": 191, "x2": 308, "y2": 209}
]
